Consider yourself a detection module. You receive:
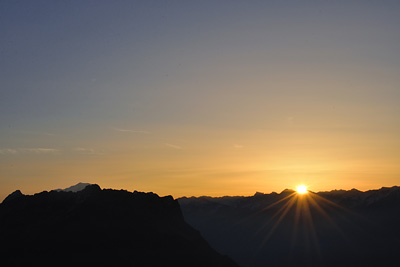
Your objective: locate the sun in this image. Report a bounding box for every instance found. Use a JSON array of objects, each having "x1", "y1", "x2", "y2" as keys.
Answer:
[{"x1": 296, "y1": 185, "x2": 308, "y2": 194}]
